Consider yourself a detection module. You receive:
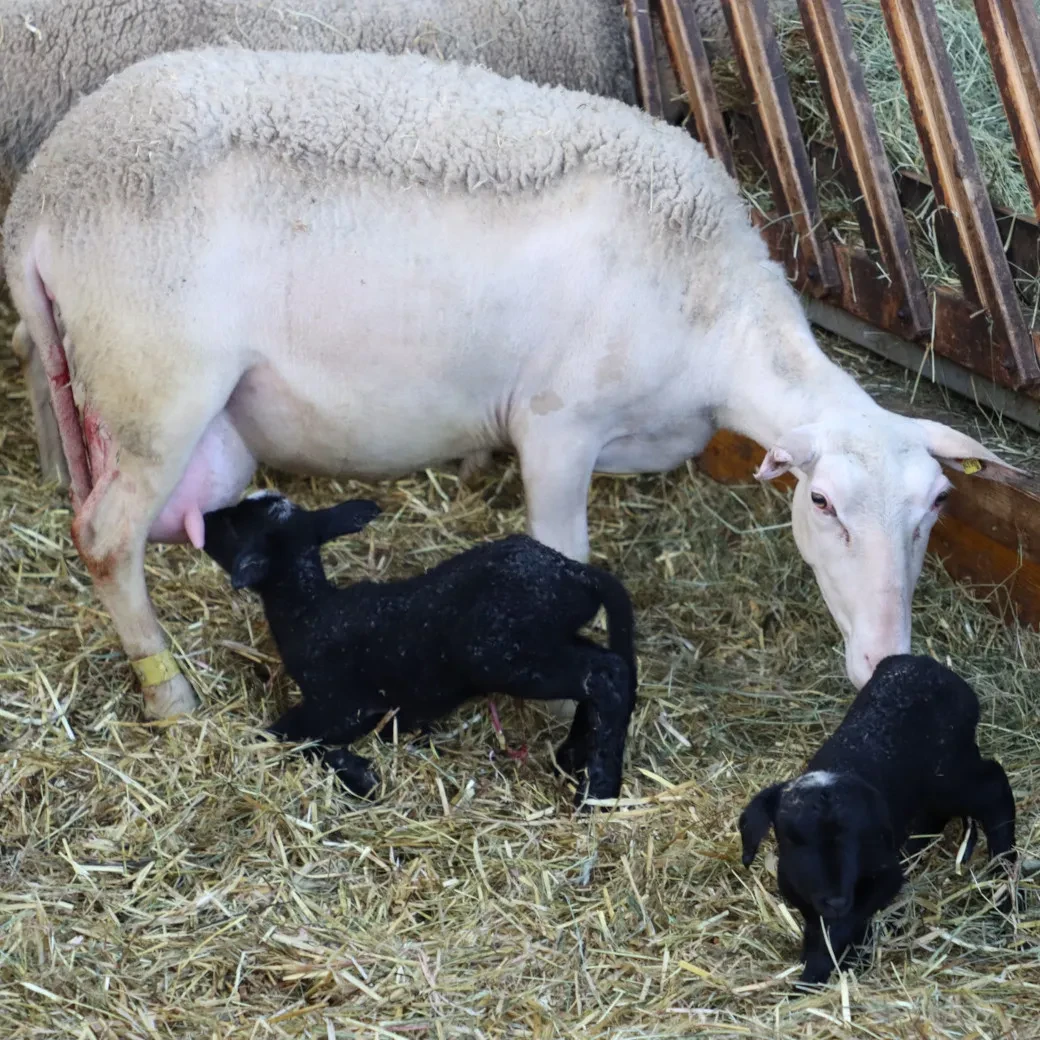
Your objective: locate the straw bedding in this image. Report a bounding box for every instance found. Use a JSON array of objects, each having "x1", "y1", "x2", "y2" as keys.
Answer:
[{"x1": 0, "y1": 293, "x2": 1037, "y2": 1037}]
